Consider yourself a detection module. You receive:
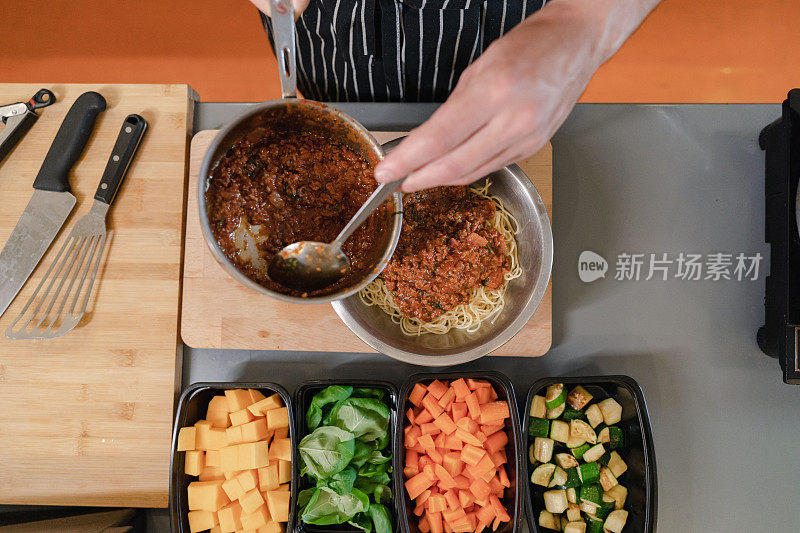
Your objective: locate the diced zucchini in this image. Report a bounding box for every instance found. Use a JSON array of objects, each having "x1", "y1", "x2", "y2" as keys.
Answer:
[
  {"x1": 543, "y1": 489, "x2": 569, "y2": 514},
  {"x1": 571, "y1": 443, "x2": 591, "y2": 460},
  {"x1": 566, "y1": 503, "x2": 581, "y2": 522},
  {"x1": 608, "y1": 426, "x2": 624, "y2": 449},
  {"x1": 530, "y1": 395, "x2": 547, "y2": 418},
  {"x1": 531, "y1": 463, "x2": 556, "y2": 486},
  {"x1": 563, "y1": 522, "x2": 586, "y2": 533},
  {"x1": 566, "y1": 487, "x2": 578, "y2": 504},
  {"x1": 607, "y1": 451, "x2": 628, "y2": 477},
  {"x1": 550, "y1": 420, "x2": 570, "y2": 443},
  {"x1": 562, "y1": 406, "x2": 586, "y2": 421},
  {"x1": 598, "y1": 451, "x2": 611, "y2": 466},
  {"x1": 577, "y1": 462, "x2": 600, "y2": 485},
  {"x1": 597, "y1": 398, "x2": 623, "y2": 425},
  {"x1": 584, "y1": 404, "x2": 604, "y2": 428},
  {"x1": 582, "y1": 443, "x2": 605, "y2": 463},
  {"x1": 604, "y1": 484, "x2": 628, "y2": 510},
  {"x1": 556, "y1": 453, "x2": 579, "y2": 469},
  {"x1": 603, "y1": 510, "x2": 629, "y2": 533},
  {"x1": 538, "y1": 510, "x2": 560, "y2": 531},
  {"x1": 594, "y1": 505, "x2": 611, "y2": 520},
  {"x1": 585, "y1": 517, "x2": 604, "y2": 533},
  {"x1": 601, "y1": 494, "x2": 616, "y2": 510},
  {"x1": 563, "y1": 466, "x2": 581, "y2": 489},
  {"x1": 579, "y1": 500, "x2": 598, "y2": 515},
  {"x1": 579, "y1": 483, "x2": 603, "y2": 506},
  {"x1": 565, "y1": 433, "x2": 585, "y2": 448},
  {"x1": 529, "y1": 417, "x2": 551, "y2": 438},
  {"x1": 547, "y1": 403, "x2": 566, "y2": 419},
  {"x1": 545, "y1": 384, "x2": 566, "y2": 409},
  {"x1": 599, "y1": 466, "x2": 619, "y2": 491},
  {"x1": 569, "y1": 419, "x2": 597, "y2": 444},
  {"x1": 549, "y1": 466, "x2": 568, "y2": 487},
  {"x1": 566, "y1": 386, "x2": 593, "y2": 409},
  {"x1": 534, "y1": 437, "x2": 555, "y2": 463},
  {"x1": 529, "y1": 443, "x2": 537, "y2": 464},
  {"x1": 598, "y1": 427, "x2": 610, "y2": 444}
]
